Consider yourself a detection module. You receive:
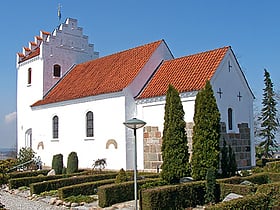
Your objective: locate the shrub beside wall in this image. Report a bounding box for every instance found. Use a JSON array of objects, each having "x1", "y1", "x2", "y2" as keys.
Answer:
[
  {"x1": 140, "y1": 181, "x2": 207, "y2": 210},
  {"x1": 205, "y1": 193, "x2": 270, "y2": 210},
  {"x1": 58, "y1": 179, "x2": 115, "y2": 199},
  {"x1": 30, "y1": 173, "x2": 117, "y2": 195},
  {"x1": 66, "y1": 152, "x2": 78, "y2": 174},
  {"x1": 52, "y1": 154, "x2": 63, "y2": 175},
  {"x1": 98, "y1": 178, "x2": 159, "y2": 208},
  {"x1": 219, "y1": 183, "x2": 257, "y2": 200}
]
